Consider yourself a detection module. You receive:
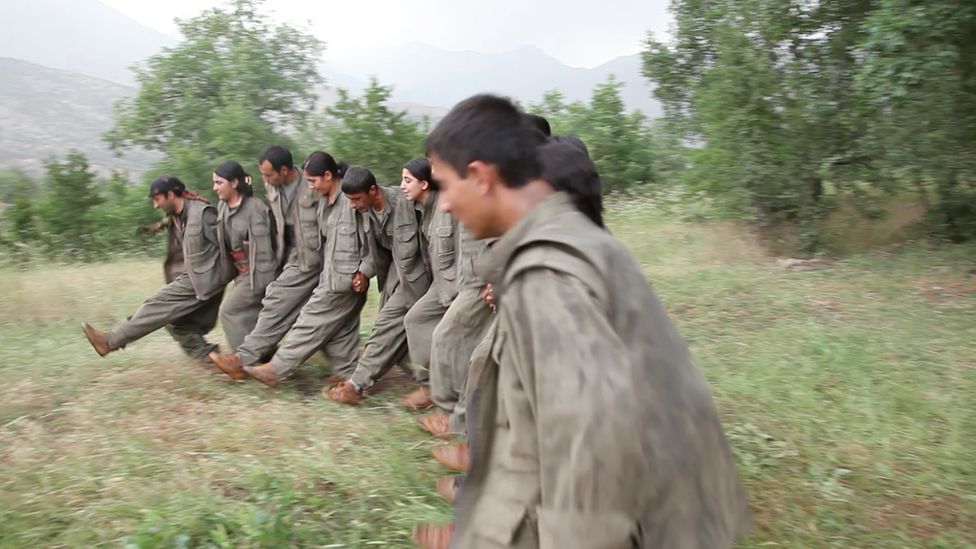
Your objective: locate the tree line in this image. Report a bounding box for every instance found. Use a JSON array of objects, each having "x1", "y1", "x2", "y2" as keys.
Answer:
[
  {"x1": 643, "y1": 0, "x2": 976, "y2": 249},
  {"x1": 2, "y1": 0, "x2": 973, "y2": 262}
]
